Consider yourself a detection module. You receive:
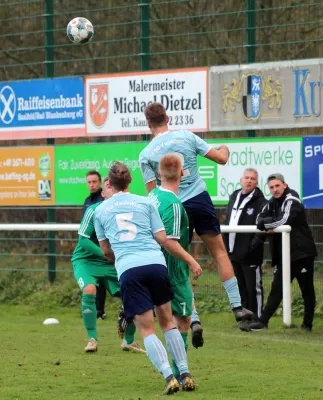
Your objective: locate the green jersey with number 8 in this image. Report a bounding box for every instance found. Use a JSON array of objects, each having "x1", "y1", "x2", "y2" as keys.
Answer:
[
  {"x1": 149, "y1": 187, "x2": 190, "y2": 285},
  {"x1": 72, "y1": 202, "x2": 107, "y2": 266}
]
